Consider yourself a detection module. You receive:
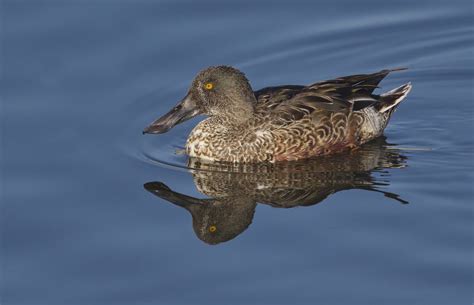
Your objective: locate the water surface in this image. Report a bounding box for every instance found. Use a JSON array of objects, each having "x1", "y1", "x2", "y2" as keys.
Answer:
[{"x1": 2, "y1": 0, "x2": 473, "y2": 304}]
